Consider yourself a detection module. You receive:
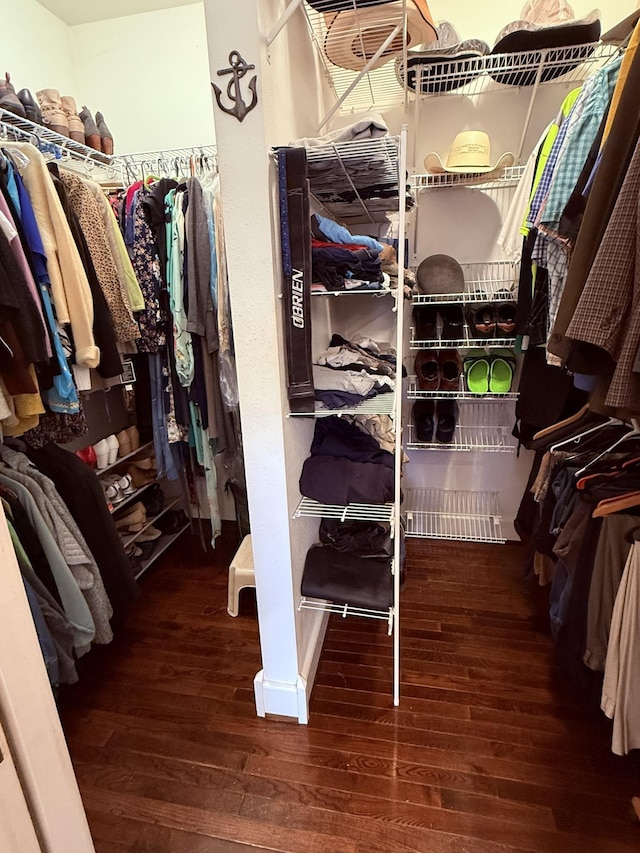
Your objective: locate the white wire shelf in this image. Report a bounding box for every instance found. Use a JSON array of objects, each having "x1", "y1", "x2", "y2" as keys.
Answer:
[
  {"x1": 0, "y1": 111, "x2": 218, "y2": 183},
  {"x1": 303, "y1": 135, "x2": 400, "y2": 223},
  {"x1": 294, "y1": 496, "x2": 395, "y2": 523},
  {"x1": 299, "y1": 597, "x2": 394, "y2": 632},
  {"x1": 412, "y1": 262, "x2": 518, "y2": 304},
  {"x1": 410, "y1": 329, "x2": 517, "y2": 350},
  {"x1": 290, "y1": 391, "x2": 396, "y2": 418},
  {"x1": 407, "y1": 403, "x2": 516, "y2": 453},
  {"x1": 405, "y1": 488, "x2": 504, "y2": 543},
  {"x1": 302, "y1": 1, "x2": 411, "y2": 115},
  {"x1": 411, "y1": 165, "x2": 526, "y2": 192},
  {"x1": 0, "y1": 107, "x2": 113, "y2": 164},
  {"x1": 299, "y1": 0, "x2": 616, "y2": 118},
  {"x1": 311, "y1": 286, "x2": 394, "y2": 297},
  {"x1": 401, "y1": 42, "x2": 619, "y2": 99},
  {"x1": 407, "y1": 375, "x2": 518, "y2": 401}
]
